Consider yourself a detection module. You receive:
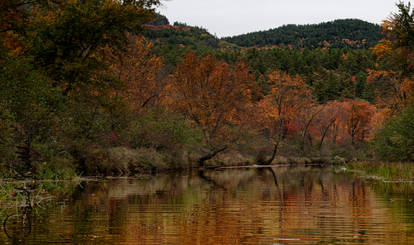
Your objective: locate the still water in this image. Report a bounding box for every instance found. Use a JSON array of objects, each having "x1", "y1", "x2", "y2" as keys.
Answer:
[{"x1": 2, "y1": 166, "x2": 414, "y2": 244}]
